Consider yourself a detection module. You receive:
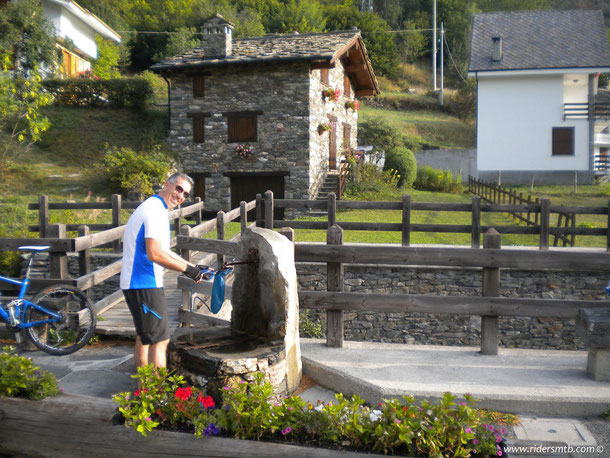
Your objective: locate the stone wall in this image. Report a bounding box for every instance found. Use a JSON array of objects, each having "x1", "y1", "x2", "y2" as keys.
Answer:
[
  {"x1": 415, "y1": 148, "x2": 476, "y2": 180},
  {"x1": 297, "y1": 263, "x2": 609, "y2": 350}
]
